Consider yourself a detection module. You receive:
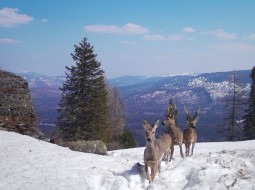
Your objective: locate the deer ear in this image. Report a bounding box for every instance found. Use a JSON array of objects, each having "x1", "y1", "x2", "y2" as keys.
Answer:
[
  {"x1": 194, "y1": 116, "x2": 199, "y2": 123},
  {"x1": 169, "y1": 98, "x2": 176, "y2": 108},
  {"x1": 142, "y1": 119, "x2": 149, "y2": 129},
  {"x1": 193, "y1": 114, "x2": 200, "y2": 122},
  {"x1": 153, "y1": 119, "x2": 160, "y2": 129}
]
